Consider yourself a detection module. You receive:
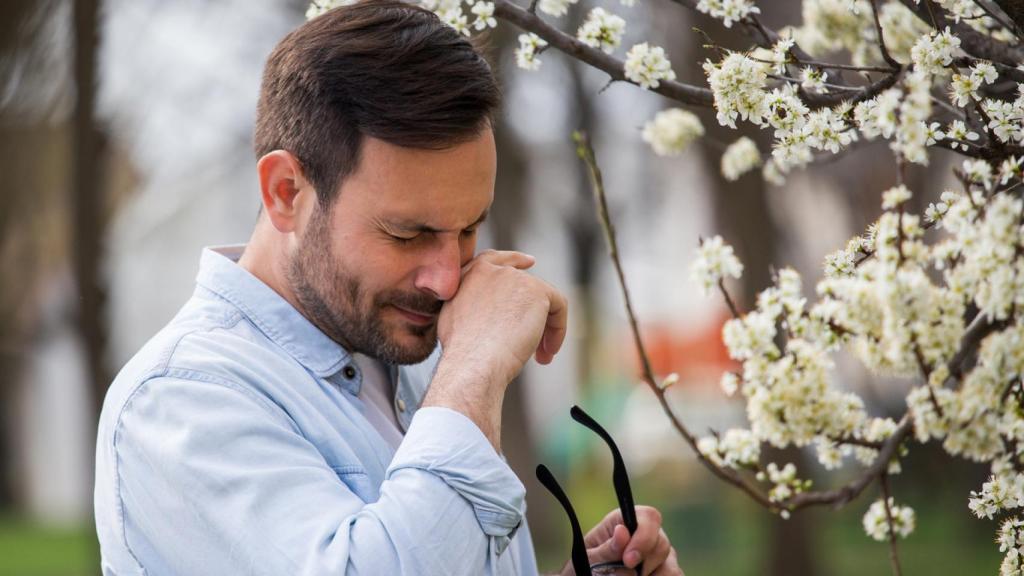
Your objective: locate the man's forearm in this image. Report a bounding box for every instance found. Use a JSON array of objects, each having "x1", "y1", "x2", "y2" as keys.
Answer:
[{"x1": 422, "y1": 351, "x2": 509, "y2": 451}]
